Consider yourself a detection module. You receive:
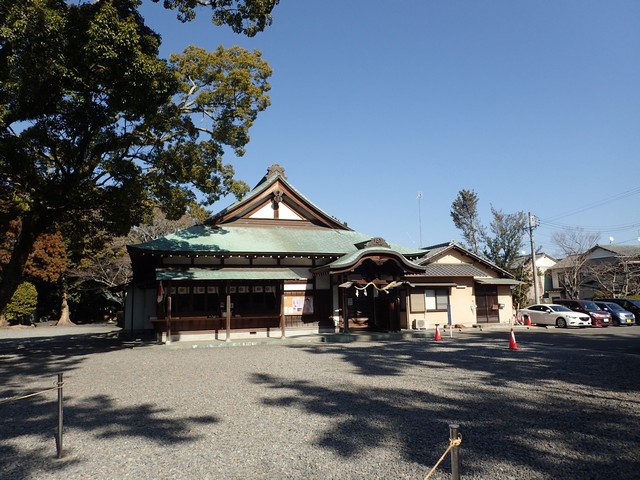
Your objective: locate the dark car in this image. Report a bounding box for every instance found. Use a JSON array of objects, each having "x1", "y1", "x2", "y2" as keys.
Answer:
[
  {"x1": 555, "y1": 299, "x2": 611, "y2": 327},
  {"x1": 594, "y1": 301, "x2": 635, "y2": 326},
  {"x1": 597, "y1": 298, "x2": 640, "y2": 324}
]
